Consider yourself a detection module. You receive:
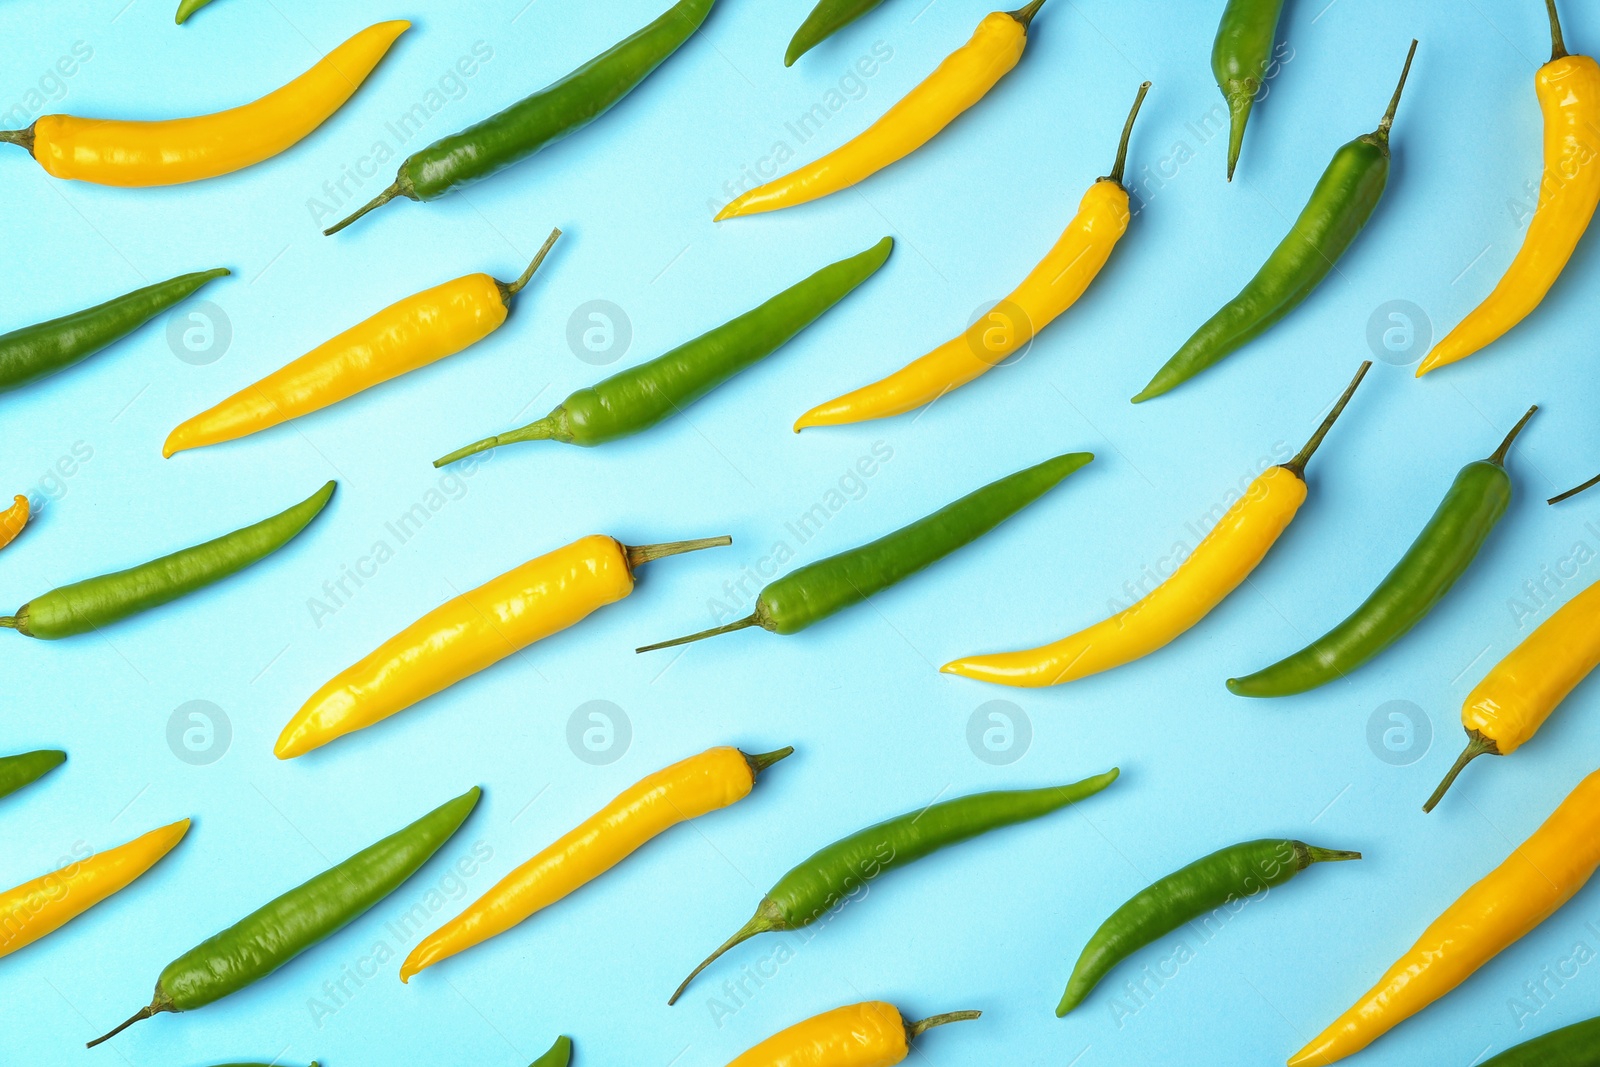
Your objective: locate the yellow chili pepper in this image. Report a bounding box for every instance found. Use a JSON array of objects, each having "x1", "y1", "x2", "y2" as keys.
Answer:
[
  {"x1": 1417, "y1": 1, "x2": 1600, "y2": 376},
  {"x1": 715, "y1": 2, "x2": 1047, "y2": 222},
  {"x1": 1289, "y1": 767, "x2": 1600, "y2": 1066},
  {"x1": 164, "y1": 229, "x2": 561, "y2": 457},
  {"x1": 727, "y1": 1002, "x2": 981, "y2": 1067},
  {"x1": 0, "y1": 819, "x2": 189, "y2": 960},
  {"x1": 0, "y1": 495, "x2": 28, "y2": 551},
  {"x1": 1425, "y1": 575, "x2": 1600, "y2": 812},
  {"x1": 400, "y1": 744, "x2": 792, "y2": 982},
  {"x1": 0, "y1": 21, "x2": 408, "y2": 187},
  {"x1": 275, "y1": 534, "x2": 729, "y2": 759},
  {"x1": 794, "y1": 83, "x2": 1149, "y2": 430},
  {"x1": 941, "y1": 363, "x2": 1369, "y2": 687}
]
